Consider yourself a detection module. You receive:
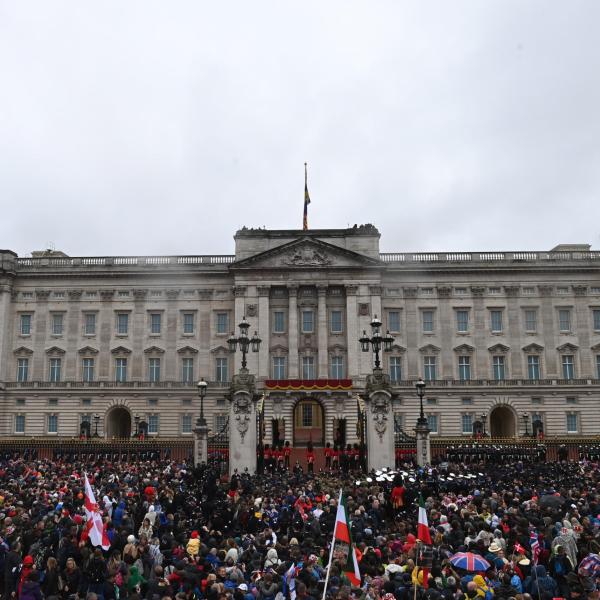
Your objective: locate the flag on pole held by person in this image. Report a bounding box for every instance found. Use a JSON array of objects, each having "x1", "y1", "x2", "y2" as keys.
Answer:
[
  {"x1": 514, "y1": 542, "x2": 526, "y2": 555},
  {"x1": 303, "y1": 162, "x2": 311, "y2": 231},
  {"x1": 284, "y1": 563, "x2": 296, "y2": 600},
  {"x1": 416, "y1": 495, "x2": 432, "y2": 589},
  {"x1": 530, "y1": 531, "x2": 540, "y2": 565},
  {"x1": 332, "y1": 490, "x2": 361, "y2": 586},
  {"x1": 83, "y1": 473, "x2": 110, "y2": 550}
]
